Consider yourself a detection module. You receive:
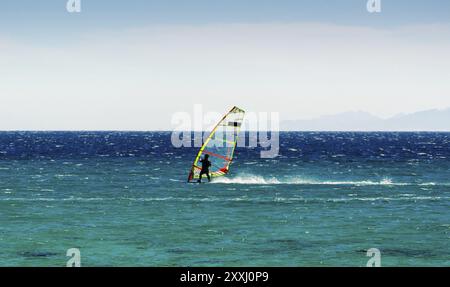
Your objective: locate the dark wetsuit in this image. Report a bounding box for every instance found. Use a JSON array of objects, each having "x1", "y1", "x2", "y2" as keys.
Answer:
[{"x1": 198, "y1": 157, "x2": 211, "y2": 182}]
